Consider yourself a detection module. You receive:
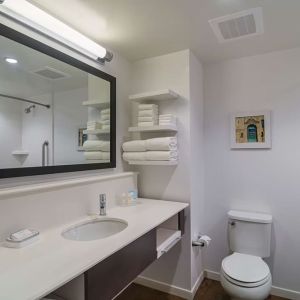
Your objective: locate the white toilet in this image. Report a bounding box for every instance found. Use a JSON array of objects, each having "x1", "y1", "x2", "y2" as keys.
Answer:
[{"x1": 220, "y1": 210, "x2": 272, "y2": 300}]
